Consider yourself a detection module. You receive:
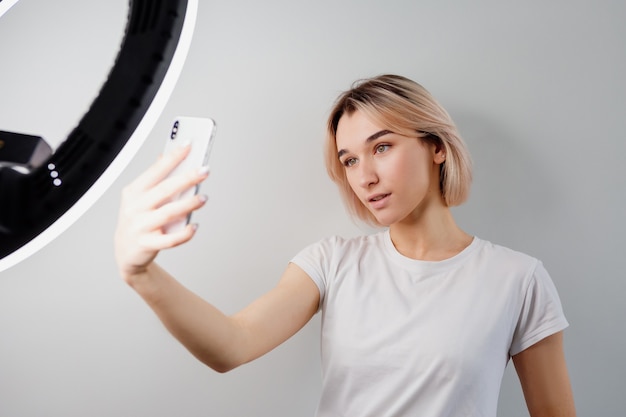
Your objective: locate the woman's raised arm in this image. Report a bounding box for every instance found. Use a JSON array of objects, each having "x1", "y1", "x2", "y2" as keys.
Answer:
[
  {"x1": 114, "y1": 146, "x2": 319, "y2": 372},
  {"x1": 130, "y1": 262, "x2": 319, "y2": 372}
]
